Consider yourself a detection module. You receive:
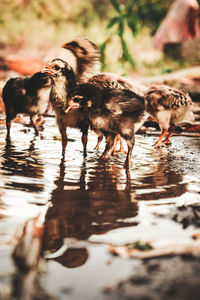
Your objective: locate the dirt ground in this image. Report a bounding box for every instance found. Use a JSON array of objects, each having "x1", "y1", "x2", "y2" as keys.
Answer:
[{"x1": 106, "y1": 255, "x2": 200, "y2": 300}]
